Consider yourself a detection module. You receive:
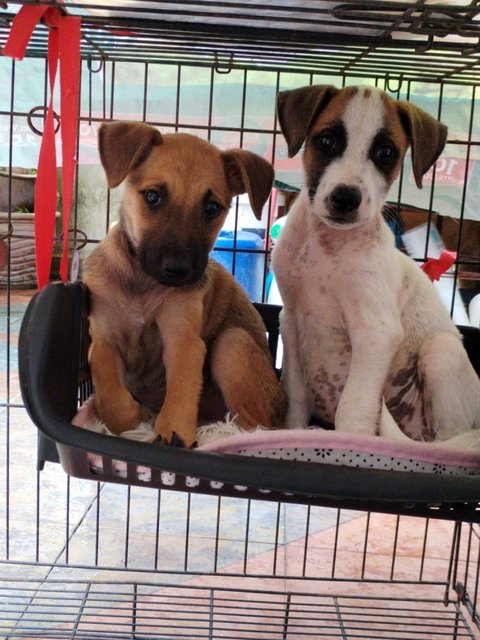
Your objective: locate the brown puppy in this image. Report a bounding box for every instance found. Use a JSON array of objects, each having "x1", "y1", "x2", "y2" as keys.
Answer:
[{"x1": 84, "y1": 121, "x2": 286, "y2": 447}]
